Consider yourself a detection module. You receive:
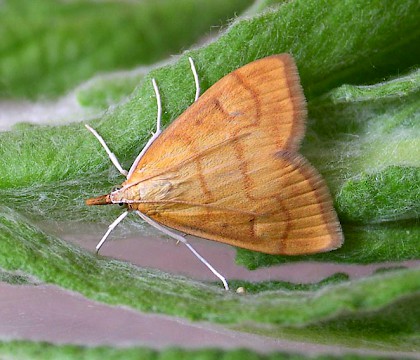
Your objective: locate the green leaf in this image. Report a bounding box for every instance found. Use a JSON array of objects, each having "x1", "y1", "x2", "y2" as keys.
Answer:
[
  {"x1": 0, "y1": 0, "x2": 253, "y2": 98},
  {"x1": 76, "y1": 70, "x2": 146, "y2": 110},
  {"x1": 0, "y1": 268, "x2": 36, "y2": 285},
  {"x1": 0, "y1": 340, "x2": 401, "y2": 360},
  {"x1": 304, "y1": 69, "x2": 420, "y2": 216}
]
